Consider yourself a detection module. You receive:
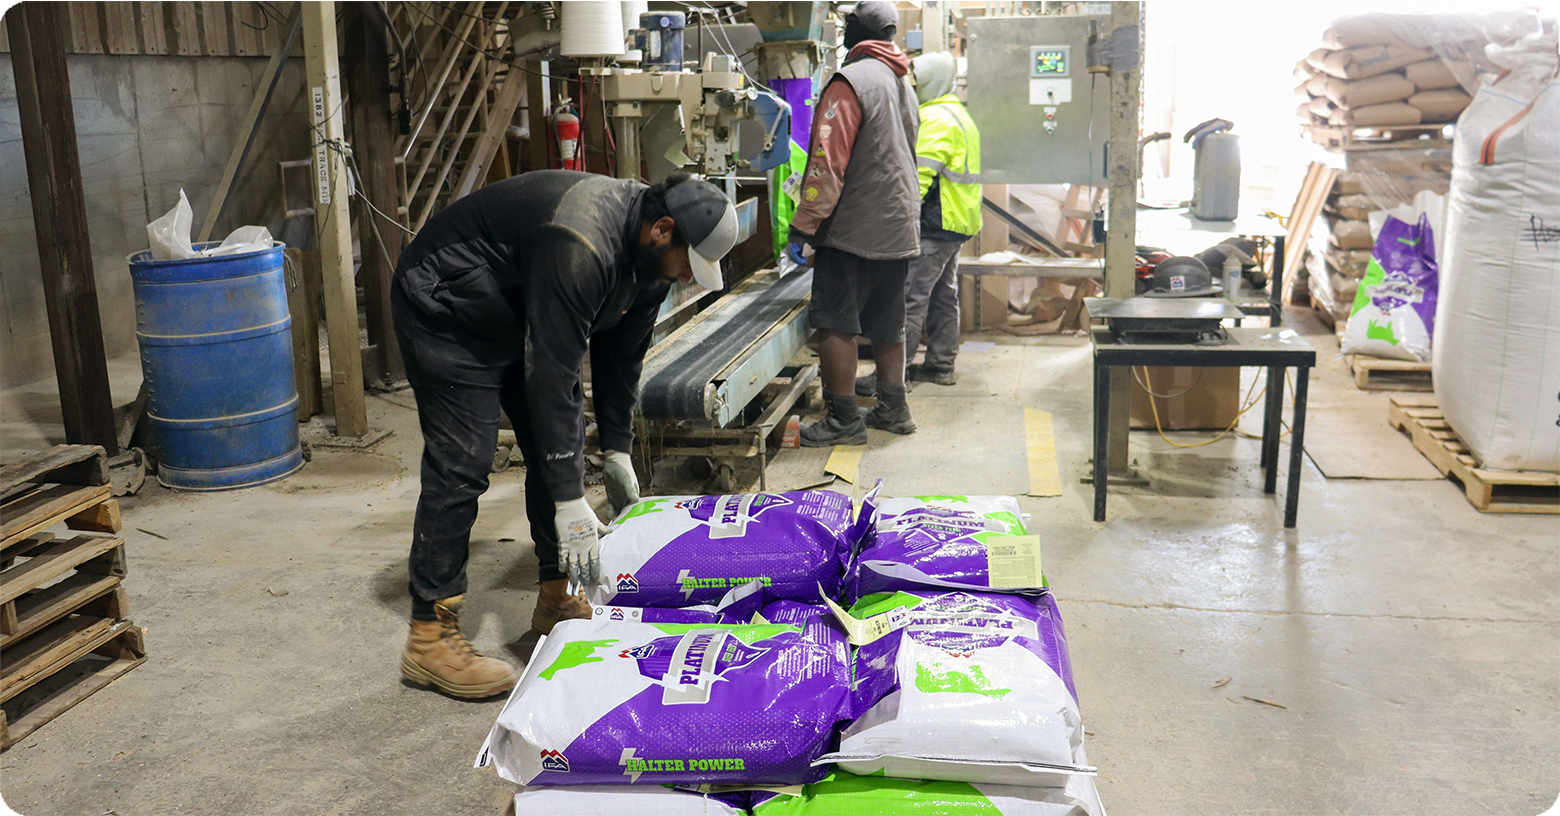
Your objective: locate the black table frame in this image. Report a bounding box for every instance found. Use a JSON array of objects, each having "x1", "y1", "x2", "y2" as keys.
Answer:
[{"x1": 1091, "y1": 327, "x2": 1317, "y2": 528}]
